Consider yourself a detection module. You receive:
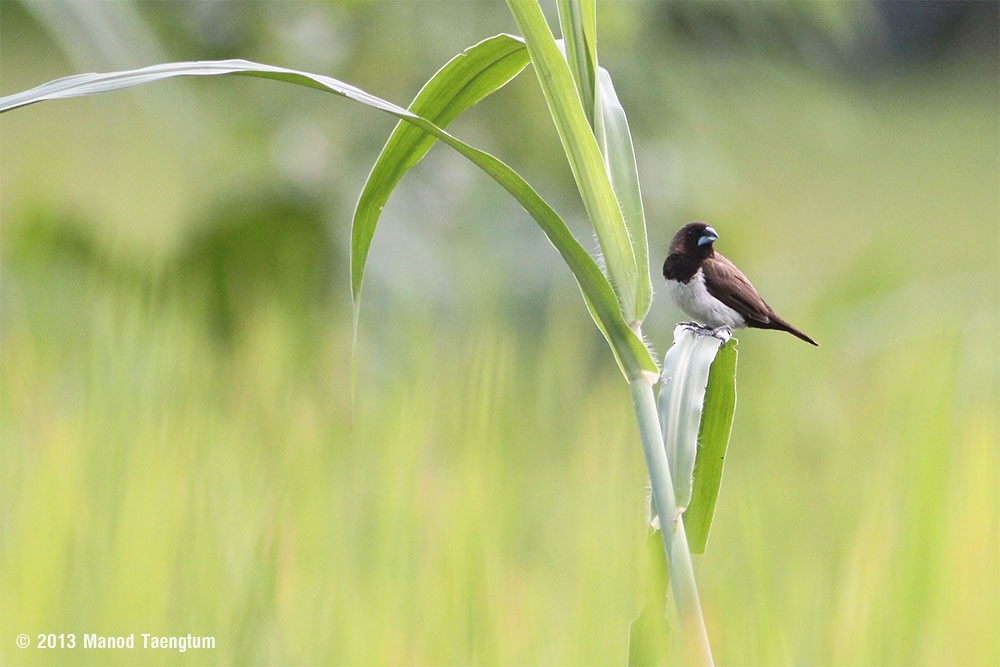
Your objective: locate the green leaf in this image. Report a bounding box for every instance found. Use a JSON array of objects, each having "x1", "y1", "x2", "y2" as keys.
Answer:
[
  {"x1": 352, "y1": 34, "x2": 530, "y2": 308},
  {"x1": 444, "y1": 139, "x2": 656, "y2": 378},
  {"x1": 0, "y1": 58, "x2": 656, "y2": 378},
  {"x1": 507, "y1": 0, "x2": 643, "y2": 325},
  {"x1": 658, "y1": 326, "x2": 728, "y2": 511},
  {"x1": 594, "y1": 66, "x2": 652, "y2": 321},
  {"x1": 557, "y1": 0, "x2": 597, "y2": 125},
  {"x1": 0, "y1": 60, "x2": 414, "y2": 115},
  {"x1": 685, "y1": 338, "x2": 738, "y2": 555}
]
